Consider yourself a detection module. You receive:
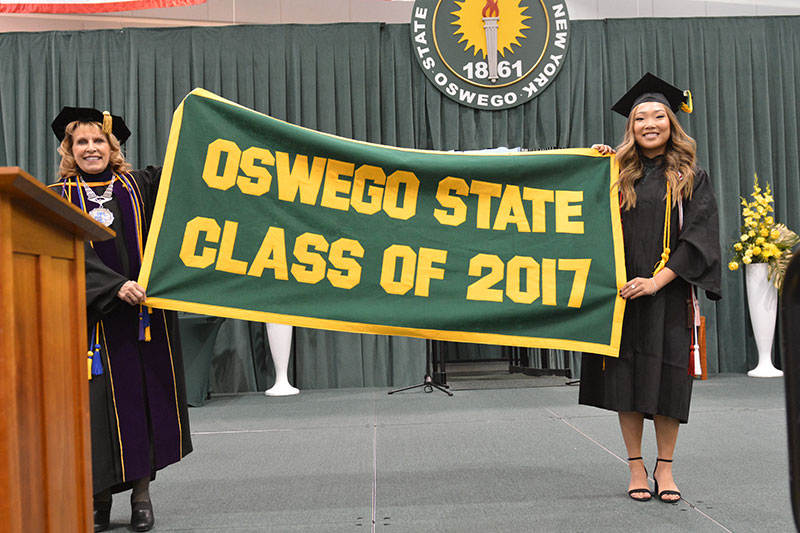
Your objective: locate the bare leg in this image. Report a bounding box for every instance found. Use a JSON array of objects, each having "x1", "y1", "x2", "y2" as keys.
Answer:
[
  {"x1": 265, "y1": 323, "x2": 299, "y2": 396},
  {"x1": 653, "y1": 414, "x2": 681, "y2": 501},
  {"x1": 618, "y1": 411, "x2": 651, "y2": 499}
]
